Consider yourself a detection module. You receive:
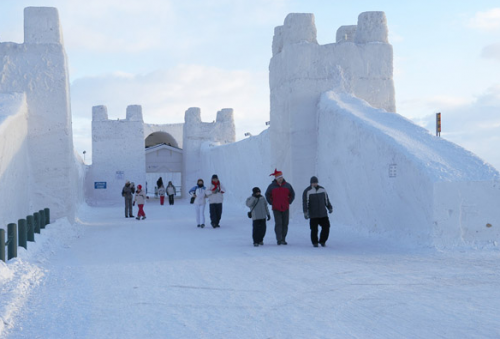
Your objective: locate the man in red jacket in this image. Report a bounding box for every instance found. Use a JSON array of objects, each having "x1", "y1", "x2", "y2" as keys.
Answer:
[{"x1": 265, "y1": 169, "x2": 295, "y2": 245}]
